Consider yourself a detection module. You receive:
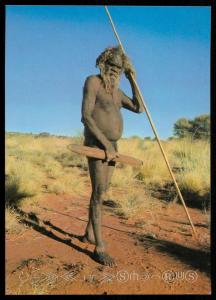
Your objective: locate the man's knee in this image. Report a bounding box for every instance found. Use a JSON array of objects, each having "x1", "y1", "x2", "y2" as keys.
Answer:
[{"x1": 93, "y1": 184, "x2": 106, "y2": 202}]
